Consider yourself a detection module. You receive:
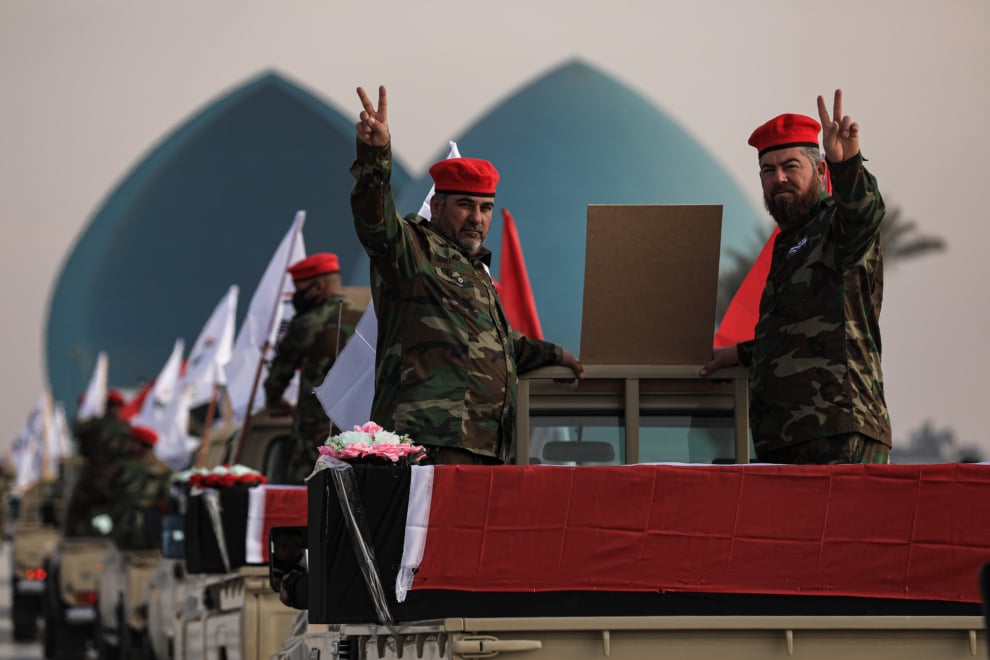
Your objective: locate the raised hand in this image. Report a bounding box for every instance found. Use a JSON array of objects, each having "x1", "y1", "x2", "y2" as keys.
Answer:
[
  {"x1": 817, "y1": 89, "x2": 859, "y2": 163},
  {"x1": 355, "y1": 85, "x2": 390, "y2": 147}
]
